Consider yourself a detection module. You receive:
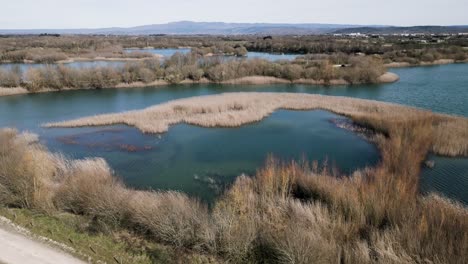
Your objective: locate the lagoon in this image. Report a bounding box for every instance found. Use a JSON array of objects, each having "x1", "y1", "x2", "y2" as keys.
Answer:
[{"x1": 0, "y1": 64, "x2": 466, "y2": 202}]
